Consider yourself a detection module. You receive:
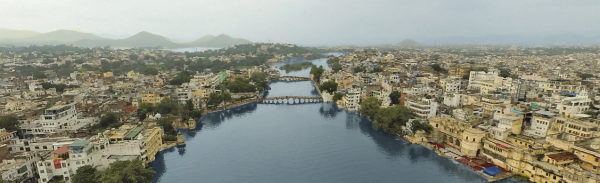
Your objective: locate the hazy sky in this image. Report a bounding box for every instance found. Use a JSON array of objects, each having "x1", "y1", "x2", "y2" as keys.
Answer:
[{"x1": 2, "y1": 0, "x2": 600, "y2": 46}]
